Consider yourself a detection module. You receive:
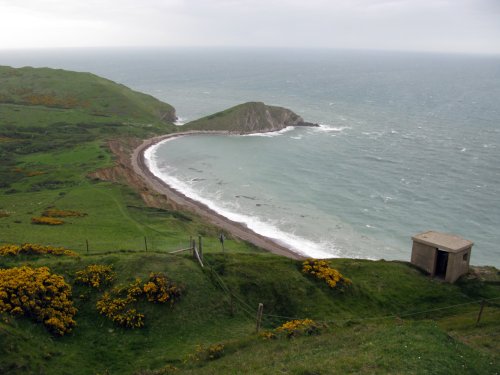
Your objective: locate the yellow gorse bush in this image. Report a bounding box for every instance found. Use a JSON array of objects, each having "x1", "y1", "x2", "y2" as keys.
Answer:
[
  {"x1": 42, "y1": 209, "x2": 87, "y2": 218},
  {"x1": 275, "y1": 319, "x2": 322, "y2": 338},
  {"x1": 259, "y1": 331, "x2": 277, "y2": 340},
  {"x1": 95, "y1": 273, "x2": 182, "y2": 329},
  {"x1": 302, "y1": 259, "x2": 352, "y2": 289},
  {"x1": 75, "y1": 264, "x2": 116, "y2": 289},
  {"x1": 188, "y1": 343, "x2": 225, "y2": 362},
  {"x1": 31, "y1": 216, "x2": 64, "y2": 225},
  {"x1": 96, "y1": 293, "x2": 145, "y2": 329},
  {"x1": 206, "y1": 343, "x2": 225, "y2": 360},
  {"x1": 126, "y1": 278, "x2": 144, "y2": 299},
  {"x1": 143, "y1": 272, "x2": 182, "y2": 305},
  {"x1": 0, "y1": 243, "x2": 77, "y2": 257},
  {"x1": 0, "y1": 266, "x2": 77, "y2": 335}
]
